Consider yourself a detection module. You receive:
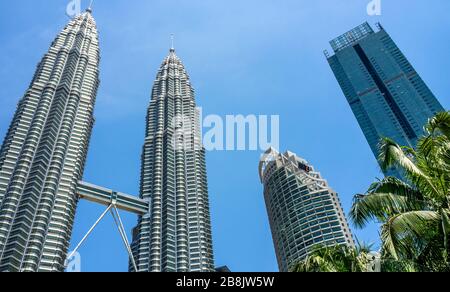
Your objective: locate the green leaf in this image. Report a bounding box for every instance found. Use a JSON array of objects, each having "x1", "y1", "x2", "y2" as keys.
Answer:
[
  {"x1": 426, "y1": 111, "x2": 450, "y2": 140},
  {"x1": 441, "y1": 210, "x2": 450, "y2": 251},
  {"x1": 378, "y1": 137, "x2": 442, "y2": 201},
  {"x1": 351, "y1": 191, "x2": 424, "y2": 229},
  {"x1": 381, "y1": 211, "x2": 440, "y2": 260}
]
